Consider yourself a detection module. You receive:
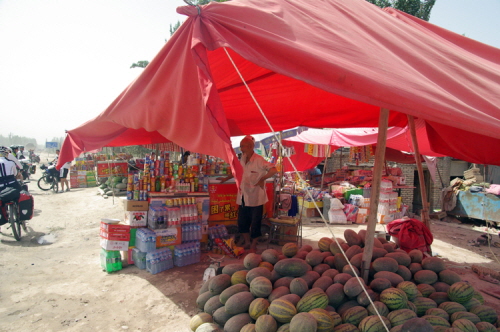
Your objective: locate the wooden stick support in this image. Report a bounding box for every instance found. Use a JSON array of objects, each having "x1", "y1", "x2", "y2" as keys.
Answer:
[
  {"x1": 361, "y1": 108, "x2": 389, "y2": 283},
  {"x1": 407, "y1": 115, "x2": 431, "y2": 230}
]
